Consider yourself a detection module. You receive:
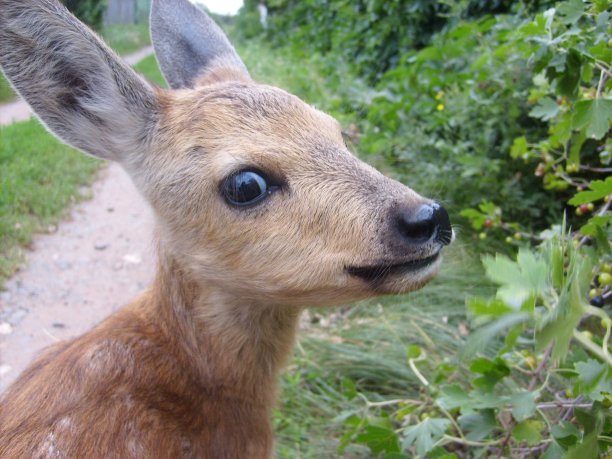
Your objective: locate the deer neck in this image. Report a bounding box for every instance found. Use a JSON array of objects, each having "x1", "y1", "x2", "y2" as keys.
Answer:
[{"x1": 149, "y1": 249, "x2": 303, "y2": 407}]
